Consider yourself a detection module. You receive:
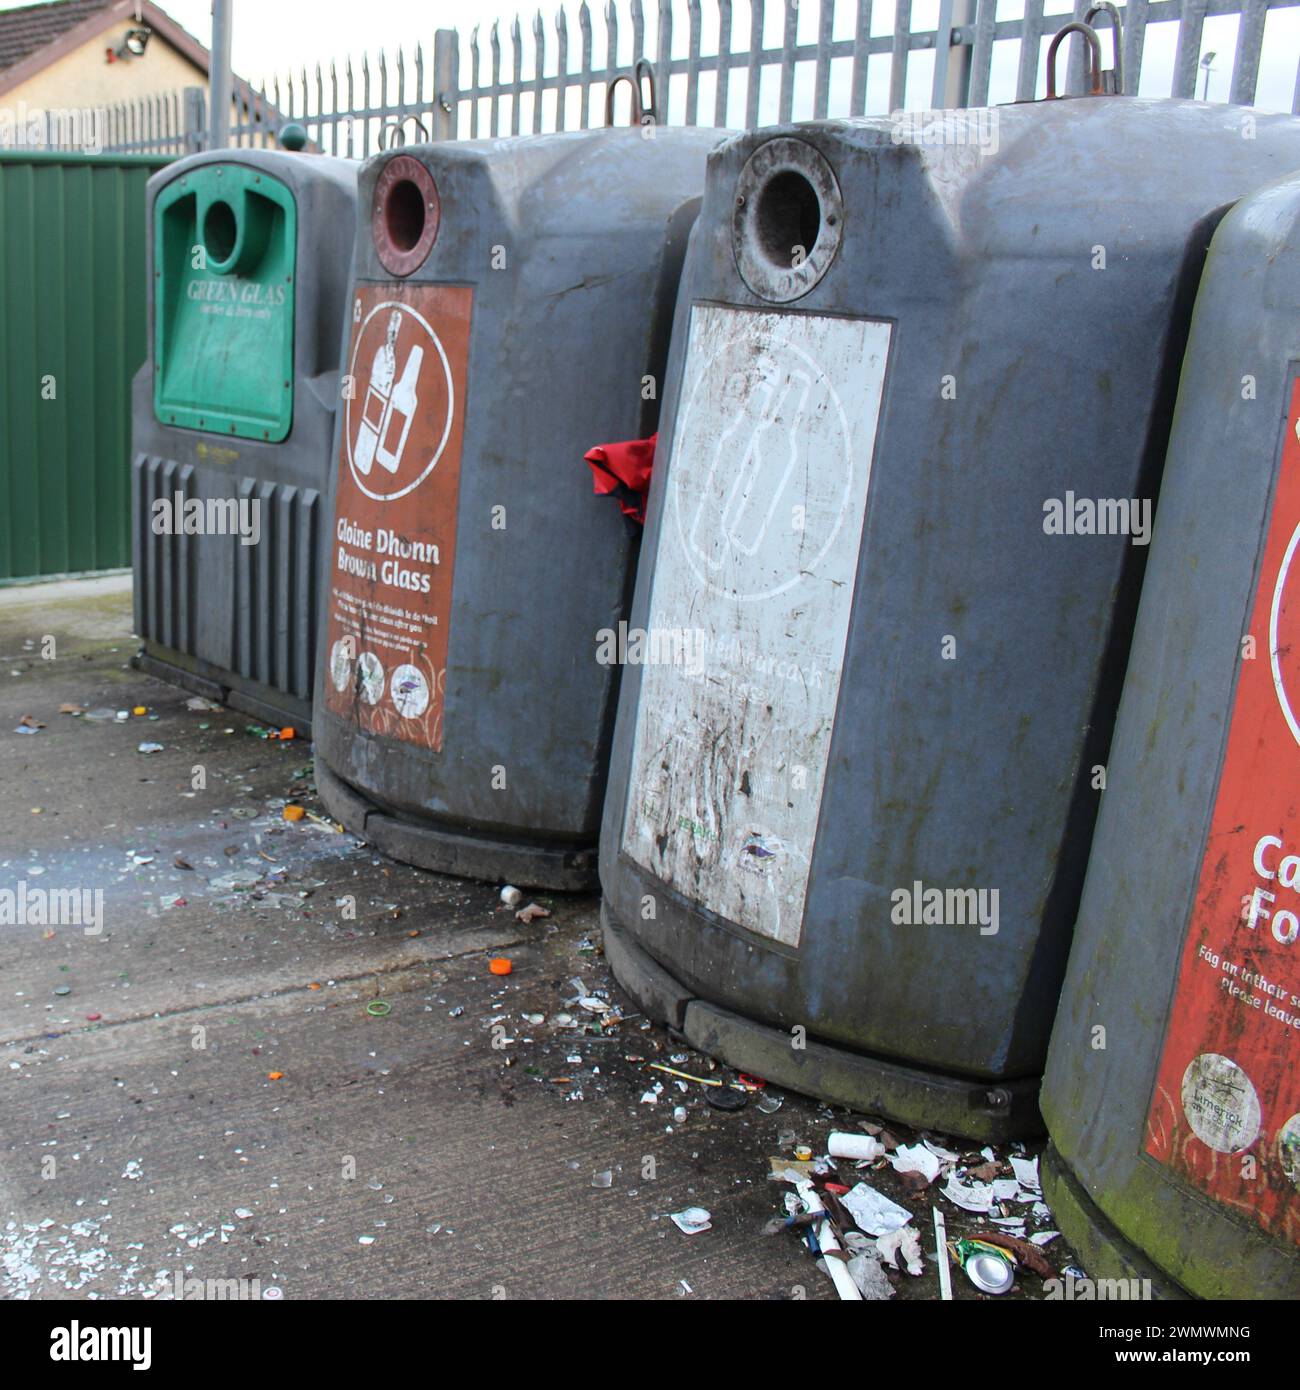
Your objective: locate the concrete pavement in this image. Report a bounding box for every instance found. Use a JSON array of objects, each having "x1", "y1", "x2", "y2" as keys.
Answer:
[{"x1": 0, "y1": 576, "x2": 1068, "y2": 1300}]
